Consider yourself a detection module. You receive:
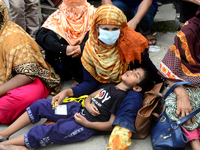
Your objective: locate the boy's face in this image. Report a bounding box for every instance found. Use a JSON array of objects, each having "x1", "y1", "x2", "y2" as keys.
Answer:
[{"x1": 121, "y1": 68, "x2": 145, "y2": 89}]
